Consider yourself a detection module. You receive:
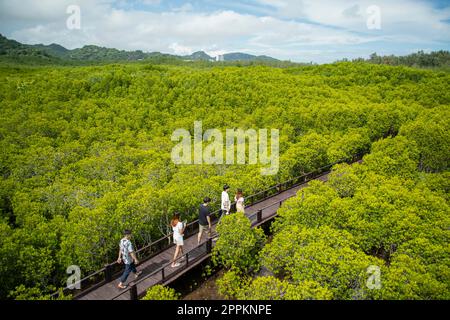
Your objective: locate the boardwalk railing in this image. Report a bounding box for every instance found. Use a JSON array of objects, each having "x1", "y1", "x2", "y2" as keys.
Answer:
[
  {"x1": 111, "y1": 182, "x2": 327, "y2": 301},
  {"x1": 111, "y1": 238, "x2": 214, "y2": 300},
  {"x1": 56, "y1": 152, "x2": 364, "y2": 299}
]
